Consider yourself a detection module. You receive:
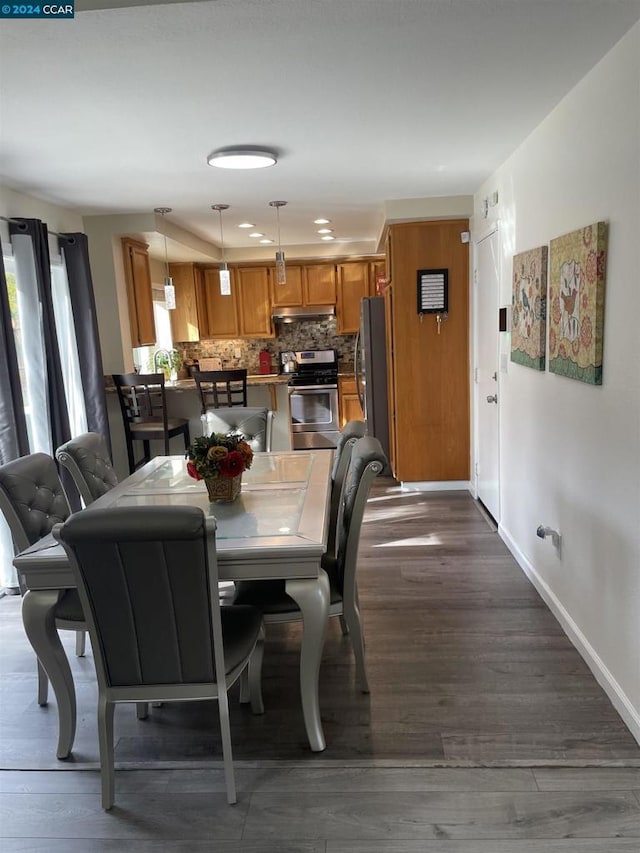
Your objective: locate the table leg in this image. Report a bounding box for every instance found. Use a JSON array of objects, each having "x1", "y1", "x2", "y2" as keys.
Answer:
[
  {"x1": 22, "y1": 590, "x2": 77, "y2": 760},
  {"x1": 285, "y1": 568, "x2": 330, "y2": 752}
]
